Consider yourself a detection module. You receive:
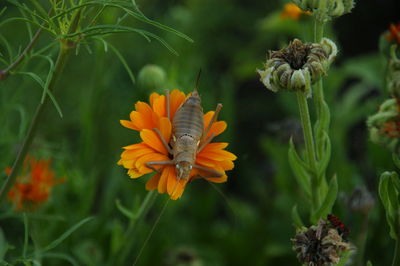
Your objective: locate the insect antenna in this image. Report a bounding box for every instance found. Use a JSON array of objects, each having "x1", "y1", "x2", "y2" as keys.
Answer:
[
  {"x1": 207, "y1": 181, "x2": 239, "y2": 233},
  {"x1": 133, "y1": 178, "x2": 183, "y2": 266},
  {"x1": 194, "y1": 69, "x2": 202, "y2": 93}
]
